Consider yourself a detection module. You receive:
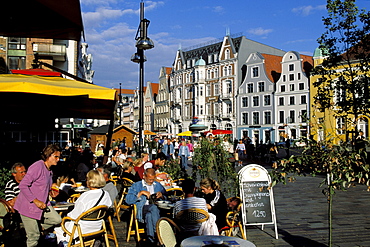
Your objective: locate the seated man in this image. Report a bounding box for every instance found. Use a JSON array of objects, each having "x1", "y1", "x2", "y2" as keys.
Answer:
[
  {"x1": 174, "y1": 179, "x2": 208, "y2": 236},
  {"x1": 5, "y1": 162, "x2": 27, "y2": 207},
  {"x1": 125, "y1": 168, "x2": 166, "y2": 244}
]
